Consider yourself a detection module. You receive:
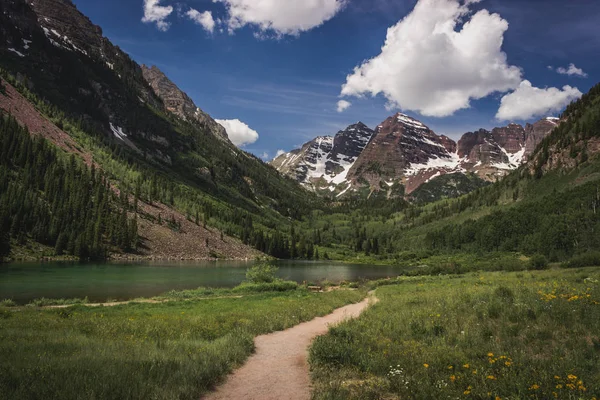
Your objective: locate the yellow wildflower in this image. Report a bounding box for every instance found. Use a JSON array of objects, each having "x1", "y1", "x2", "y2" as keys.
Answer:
[
  {"x1": 504, "y1": 361, "x2": 512, "y2": 367},
  {"x1": 423, "y1": 363, "x2": 429, "y2": 368},
  {"x1": 487, "y1": 375, "x2": 497, "y2": 380},
  {"x1": 567, "y1": 374, "x2": 577, "y2": 381},
  {"x1": 450, "y1": 375, "x2": 457, "y2": 382},
  {"x1": 529, "y1": 384, "x2": 540, "y2": 390},
  {"x1": 463, "y1": 364, "x2": 470, "y2": 369},
  {"x1": 448, "y1": 365, "x2": 453, "y2": 370},
  {"x1": 487, "y1": 352, "x2": 494, "y2": 357}
]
